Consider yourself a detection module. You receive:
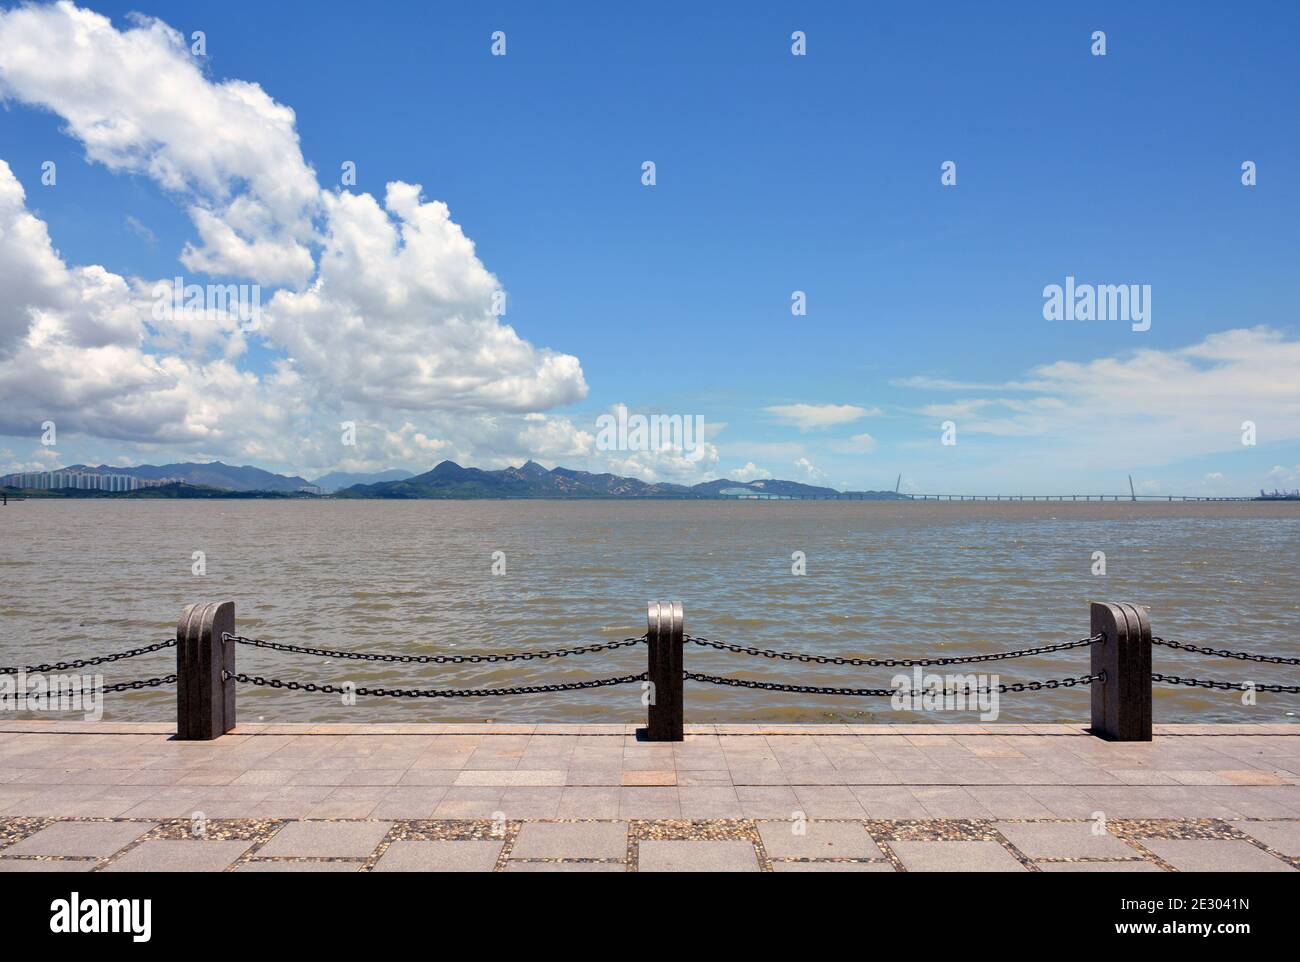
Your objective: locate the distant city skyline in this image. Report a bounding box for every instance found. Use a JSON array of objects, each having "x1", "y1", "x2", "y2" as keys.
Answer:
[
  {"x1": 1, "y1": 469, "x2": 143, "y2": 492},
  {"x1": 0, "y1": 1, "x2": 1297, "y2": 495}
]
